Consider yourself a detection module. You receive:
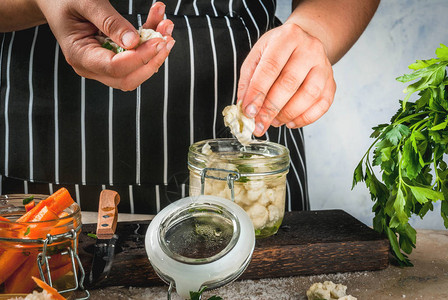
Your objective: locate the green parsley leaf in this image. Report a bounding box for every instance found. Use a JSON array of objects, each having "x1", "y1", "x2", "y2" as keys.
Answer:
[
  {"x1": 87, "y1": 233, "x2": 98, "y2": 239},
  {"x1": 23, "y1": 195, "x2": 34, "y2": 205},
  {"x1": 353, "y1": 44, "x2": 448, "y2": 266},
  {"x1": 24, "y1": 227, "x2": 31, "y2": 236},
  {"x1": 102, "y1": 42, "x2": 115, "y2": 51}
]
